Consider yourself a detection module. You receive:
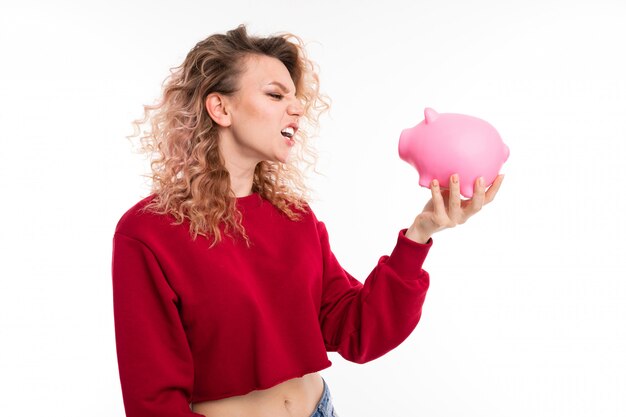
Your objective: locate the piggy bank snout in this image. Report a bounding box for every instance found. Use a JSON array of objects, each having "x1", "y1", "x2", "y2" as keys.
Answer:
[{"x1": 398, "y1": 127, "x2": 415, "y2": 163}]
